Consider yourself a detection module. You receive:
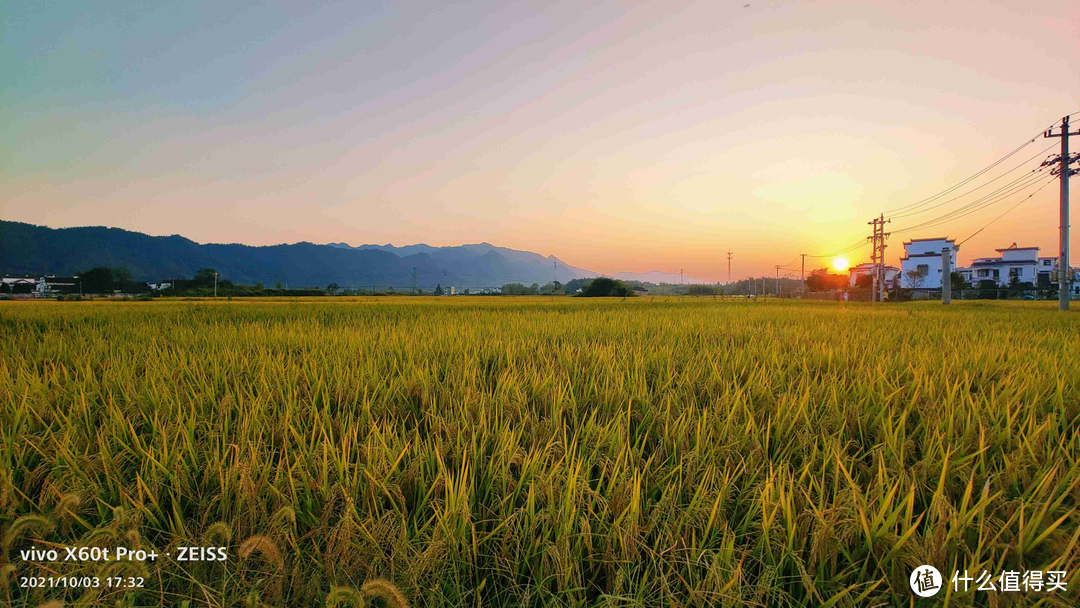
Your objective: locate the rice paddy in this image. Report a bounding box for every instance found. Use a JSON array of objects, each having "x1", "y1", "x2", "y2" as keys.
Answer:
[{"x1": 2, "y1": 297, "x2": 1079, "y2": 607}]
